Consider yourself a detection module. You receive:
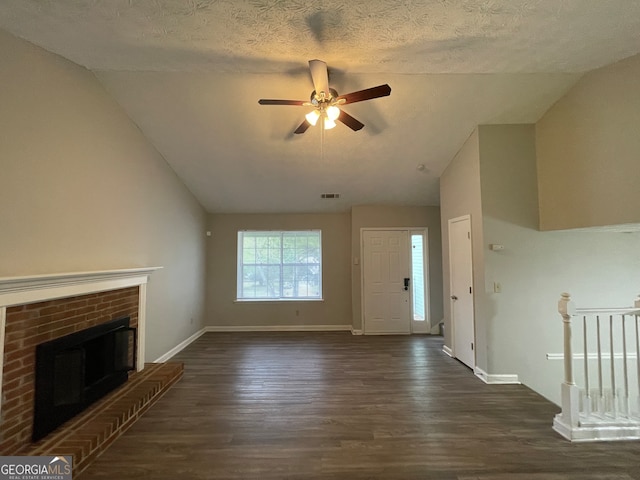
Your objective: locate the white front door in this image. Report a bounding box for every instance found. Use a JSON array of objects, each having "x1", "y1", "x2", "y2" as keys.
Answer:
[
  {"x1": 362, "y1": 230, "x2": 411, "y2": 334},
  {"x1": 449, "y1": 216, "x2": 475, "y2": 368}
]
